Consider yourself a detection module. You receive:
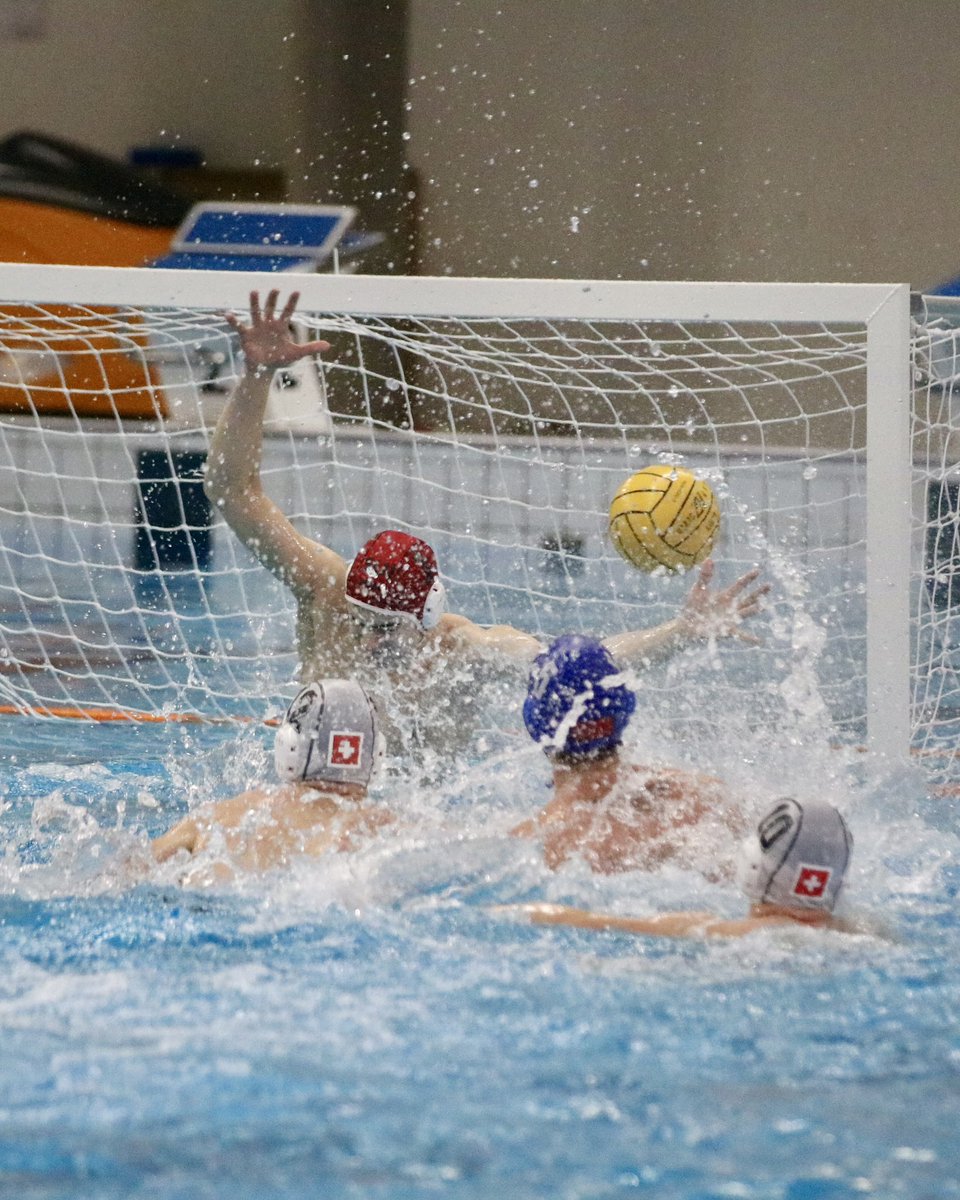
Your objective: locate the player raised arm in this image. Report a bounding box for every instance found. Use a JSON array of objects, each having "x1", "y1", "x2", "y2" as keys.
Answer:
[
  {"x1": 205, "y1": 289, "x2": 342, "y2": 602},
  {"x1": 603, "y1": 559, "x2": 769, "y2": 665},
  {"x1": 440, "y1": 560, "x2": 766, "y2": 667}
]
